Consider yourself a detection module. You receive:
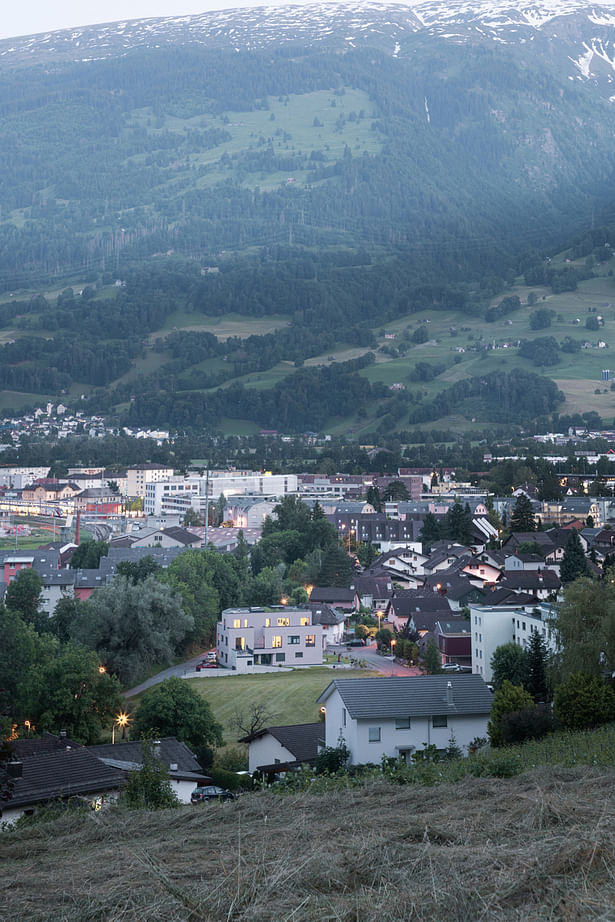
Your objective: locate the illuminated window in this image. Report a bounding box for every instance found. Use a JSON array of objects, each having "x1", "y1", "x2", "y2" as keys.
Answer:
[
  {"x1": 300, "y1": 617, "x2": 310, "y2": 626},
  {"x1": 305, "y1": 635, "x2": 315, "y2": 647},
  {"x1": 277, "y1": 617, "x2": 290, "y2": 627},
  {"x1": 243, "y1": 619, "x2": 249, "y2": 628},
  {"x1": 233, "y1": 619, "x2": 241, "y2": 629},
  {"x1": 272, "y1": 636, "x2": 282, "y2": 648},
  {"x1": 265, "y1": 618, "x2": 271, "y2": 628},
  {"x1": 235, "y1": 637, "x2": 245, "y2": 651}
]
